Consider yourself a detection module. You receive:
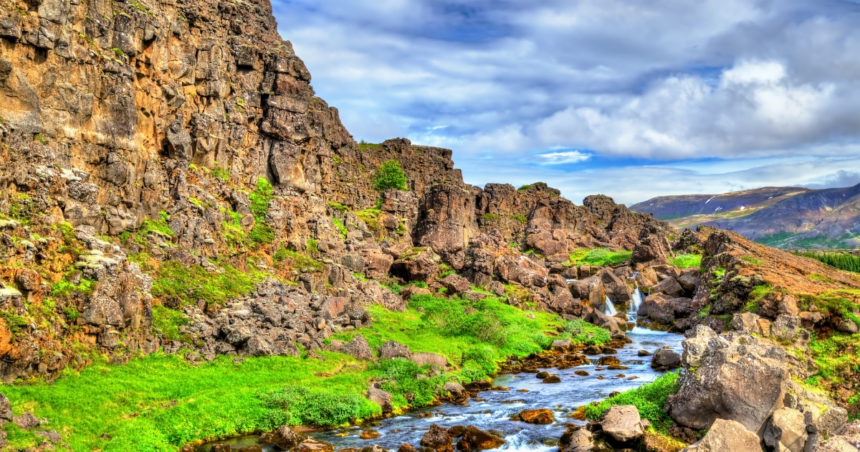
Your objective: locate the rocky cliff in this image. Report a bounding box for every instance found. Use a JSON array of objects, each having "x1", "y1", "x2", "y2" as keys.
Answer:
[{"x1": 0, "y1": 0, "x2": 671, "y2": 384}]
